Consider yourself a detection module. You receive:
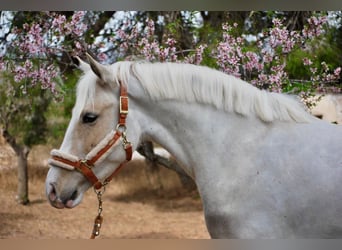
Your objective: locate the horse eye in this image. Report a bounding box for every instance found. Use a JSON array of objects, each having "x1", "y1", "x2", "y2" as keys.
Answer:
[{"x1": 82, "y1": 113, "x2": 98, "y2": 124}]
